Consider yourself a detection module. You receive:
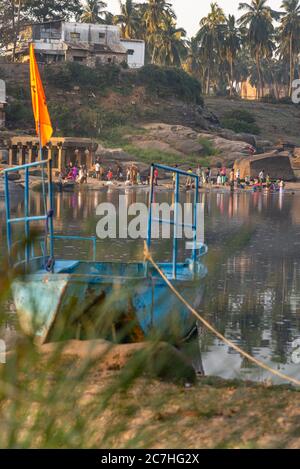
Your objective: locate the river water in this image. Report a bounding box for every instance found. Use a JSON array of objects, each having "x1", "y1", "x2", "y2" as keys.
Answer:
[{"x1": 1, "y1": 187, "x2": 300, "y2": 384}]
